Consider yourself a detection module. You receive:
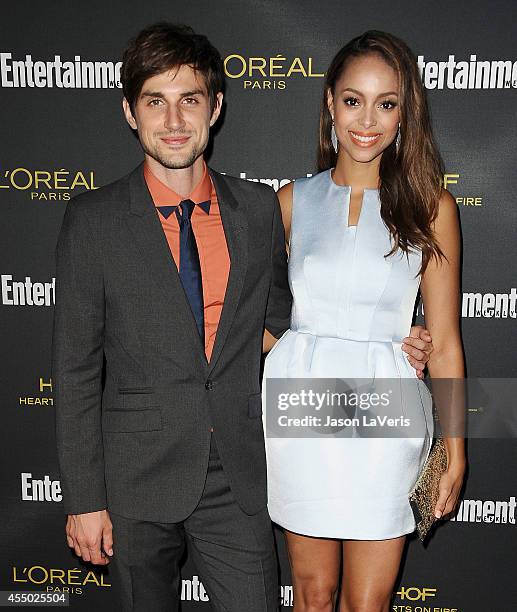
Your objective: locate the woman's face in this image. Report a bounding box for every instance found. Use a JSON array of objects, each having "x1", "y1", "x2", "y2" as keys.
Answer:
[{"x1": 328, "y1": 53, "x2": 400, "y2": 164}]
